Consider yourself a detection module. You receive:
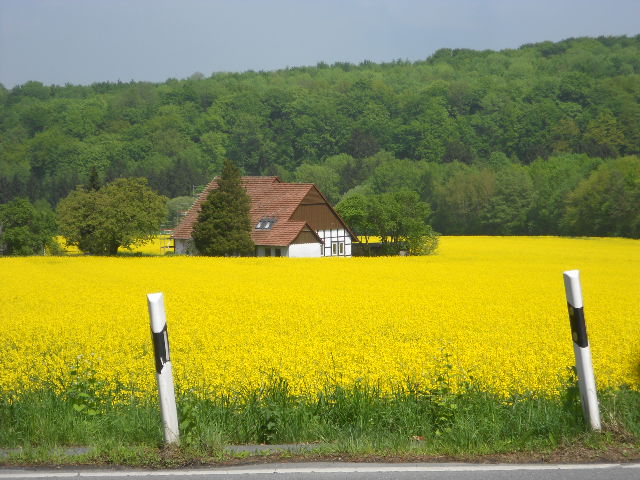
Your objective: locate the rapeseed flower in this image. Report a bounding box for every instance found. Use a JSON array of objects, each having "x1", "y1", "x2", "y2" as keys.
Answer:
[{"x1": 1, "y1": 236, "x2": 637, "y2": 403}]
